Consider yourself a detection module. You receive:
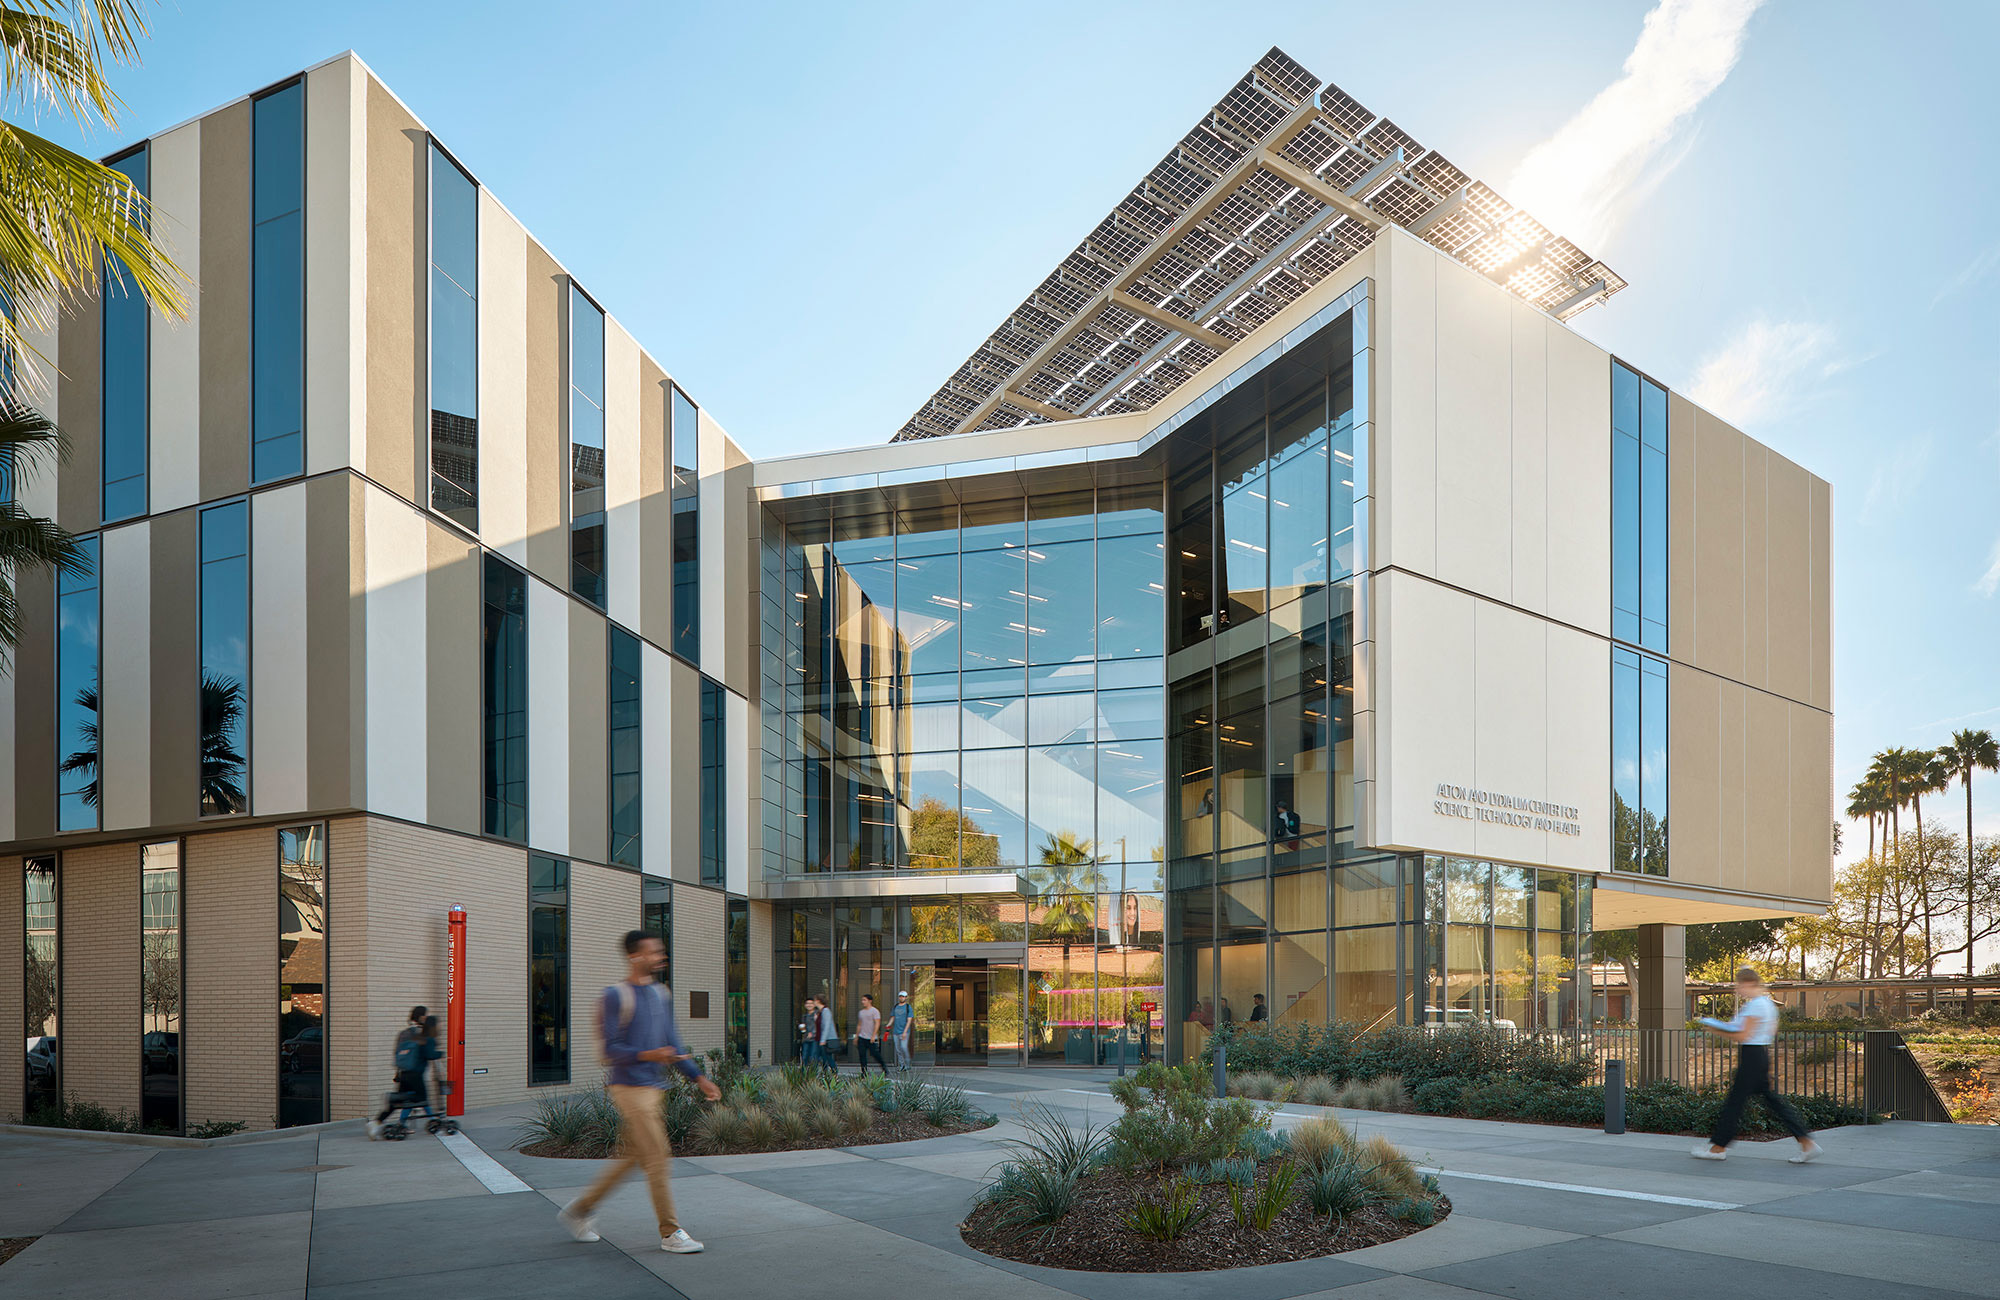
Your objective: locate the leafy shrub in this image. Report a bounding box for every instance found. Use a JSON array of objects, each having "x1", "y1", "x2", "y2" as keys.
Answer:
[
  {"x1": 1000, "y1": 1101, "x2": 1109, "y2": 1179},
  {"x1": 1931, "y1": 1053, "x2": 1982, "y2": 1072},
  {"x1": 923, "y1": 1082, "x2": 973, "y2": 1127},
  {"x1": 515, "y1": 1089, "x2": 622, "y2": 1155},
  {"x1": 1210, "y1": 1022, "x2": 1591, "y2": 1091},
  {"x1": 1230, "y1": 1161, "x2": 1299, "y2": 1231},
  {"x1": 1106, "y1": 1063, "x2": 1273, "y2": 1172},
  {"x1": 1237, "y1": 1126, "x2": 1290, "y2": 1161},
  {"x1": 1305, "y1": 1156, "x2": 1375, "y2": 1223},
  {"x1": 890, "y1": 1076, "x2": 928, "y2": 1115},
  {"x1": 1287, "y1": 1116, "x2": 1358, "y2": 1175},
  {"x1": 1411, "y1": 1076, "x2": 1466, "y2": 1115},
  {"x1": 858, "y1": 1073, "x2": 894, "y2": 1108},
  {"x1": 1229, "y1": 1070, "x2": 1280, "y2": 1100},
  {"x1": 1123, "y1": 1177, "x2": 1209, "y2": 1242},
  {"x1": 1192, "y1": 1155, "x2": 1258, "y2": 1187},
  {"x1": 1388, "y1": 1195, "x2": 1439, "y2": 1226},
  {"x1": 187, "y1": 1118, "x2": 249, "y2": 1140},
  {"x1": 662, "y1": 1082, "x2": 706, "y2": 1146}
]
